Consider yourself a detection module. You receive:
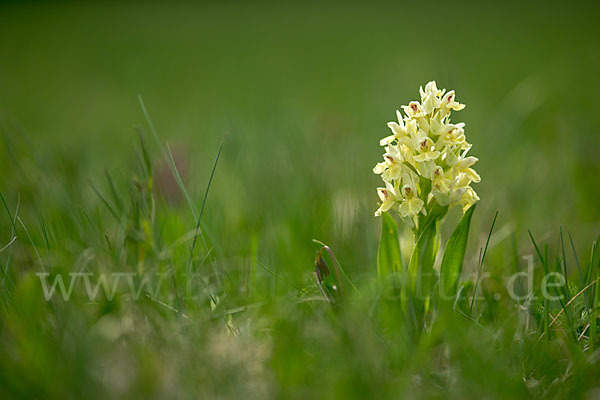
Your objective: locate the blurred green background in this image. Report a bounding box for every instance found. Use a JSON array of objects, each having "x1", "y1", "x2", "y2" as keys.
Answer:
[
  {"x1": 1, "y1": 1, "x2": 600, "y2": 398},
  {"x1": 2, "y1": 2, "x2": 599, "y2": 255}
]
